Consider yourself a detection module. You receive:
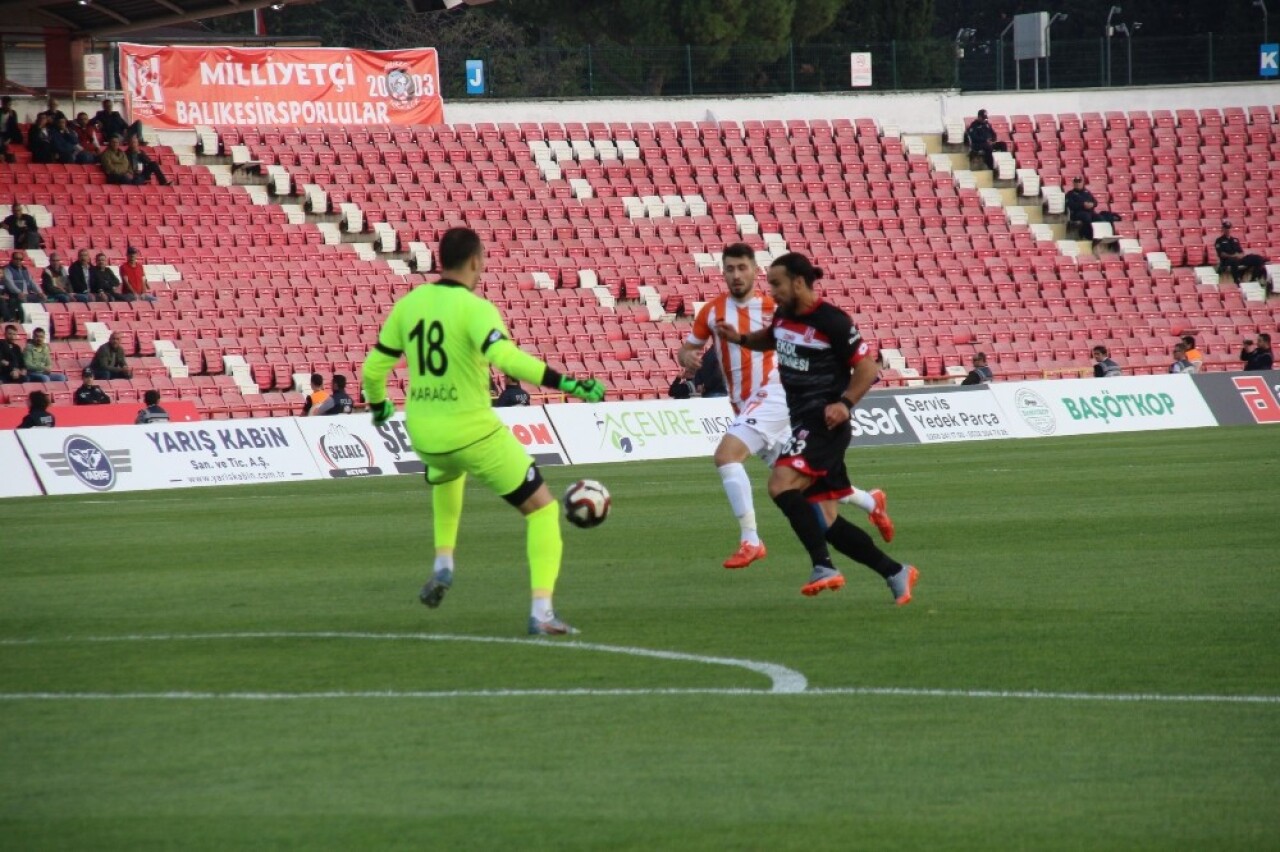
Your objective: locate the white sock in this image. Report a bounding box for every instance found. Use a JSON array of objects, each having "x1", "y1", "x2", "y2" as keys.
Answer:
[
  {"x1": 718, "y1": 462, "x2": 760, "y2": 545},
  {"x1": 840, "y1": 488, "x2": 876, "y2": 514},
  {"x1": 531, "y1": 597, "x2": 554, "y2": 622},
  {"x1": 434, "y1": 554, "x2": 454, "y2": 575}
]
